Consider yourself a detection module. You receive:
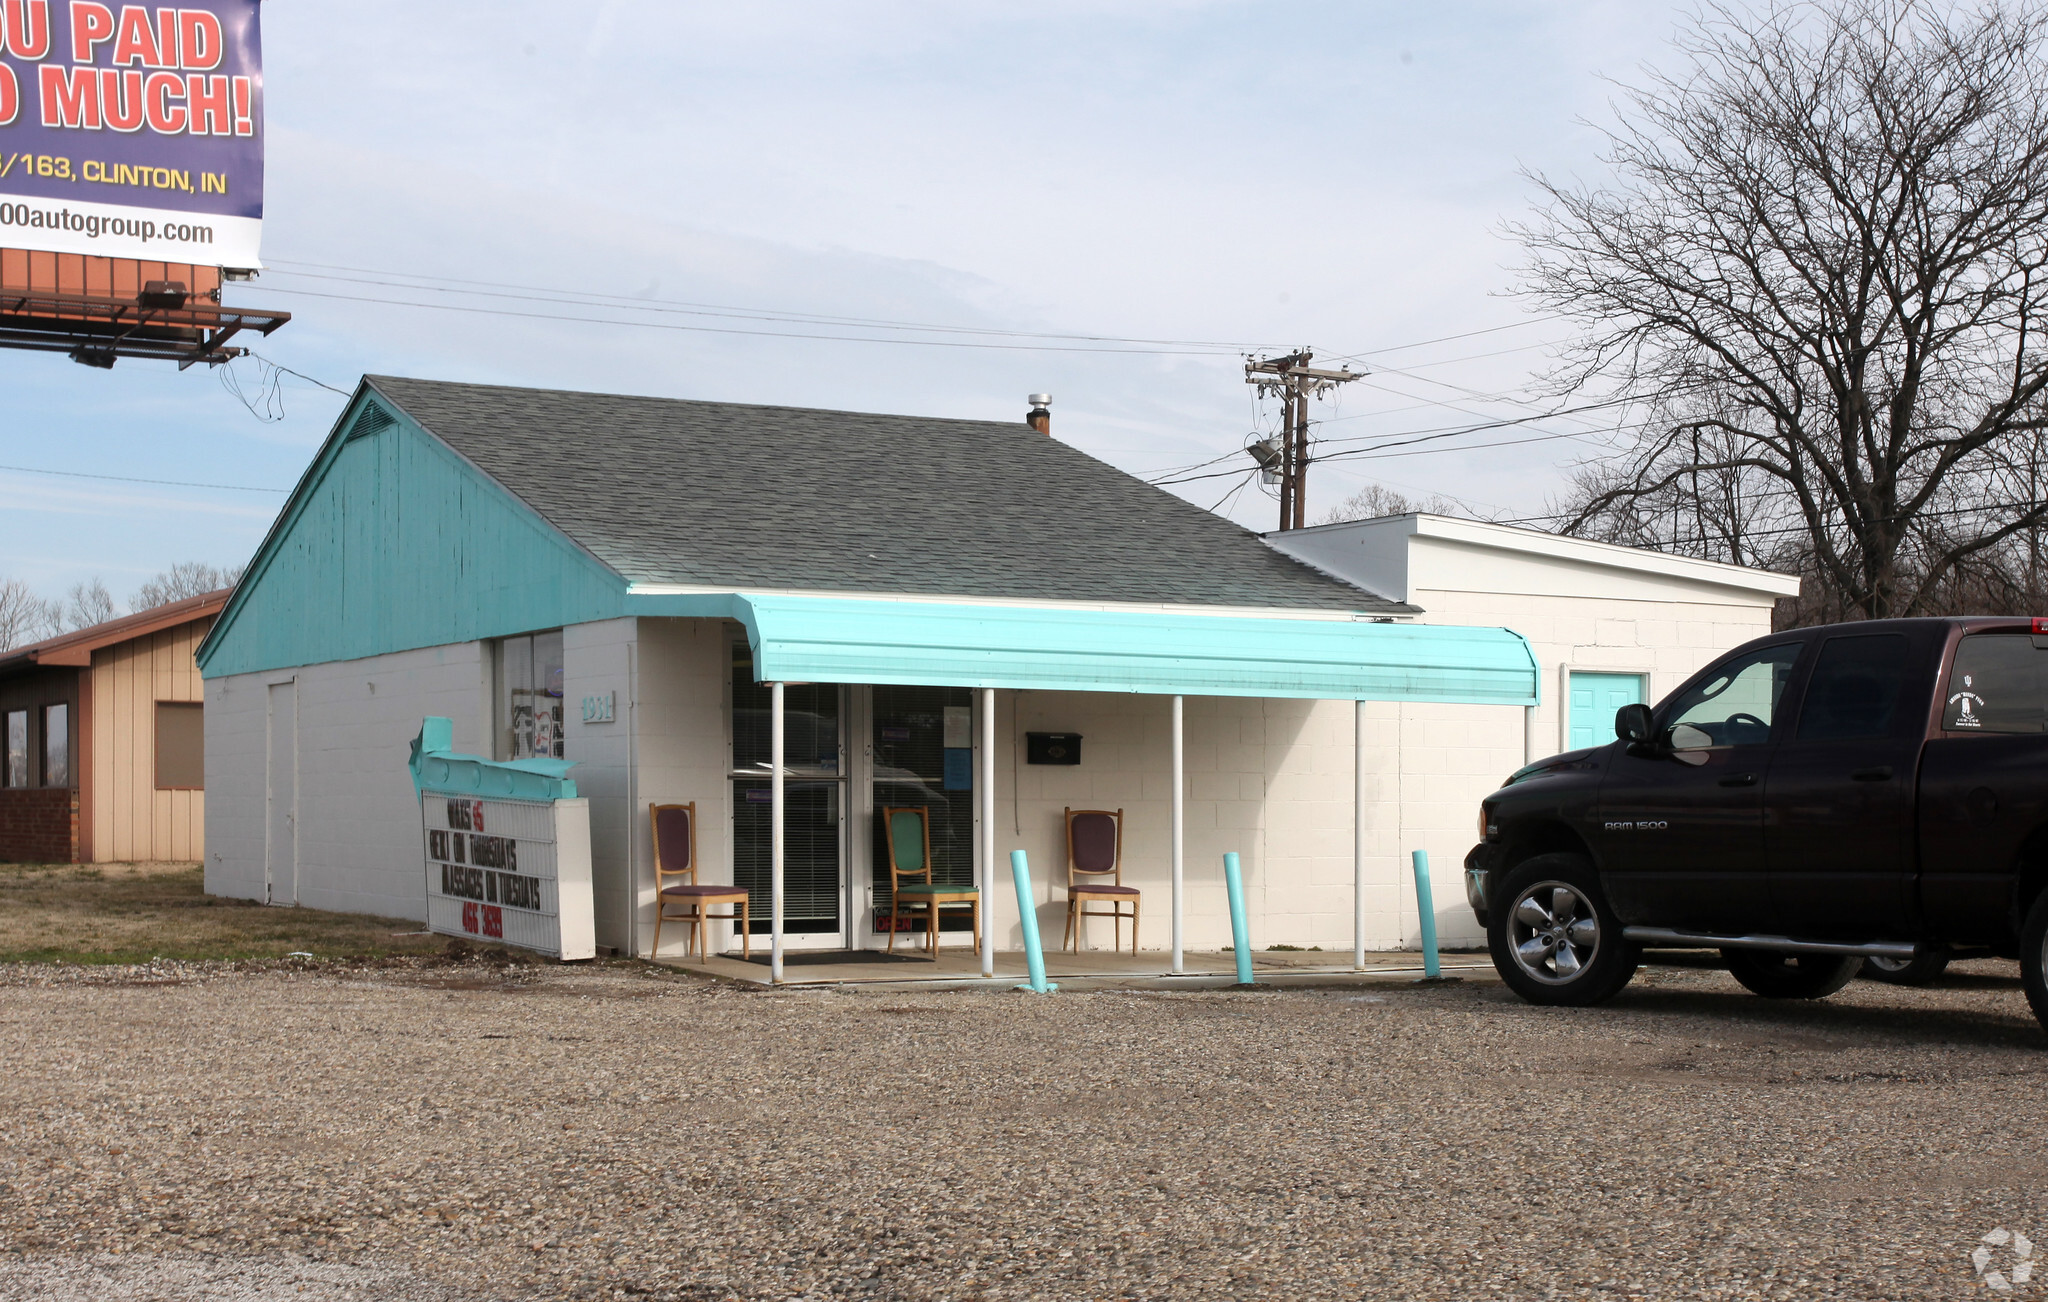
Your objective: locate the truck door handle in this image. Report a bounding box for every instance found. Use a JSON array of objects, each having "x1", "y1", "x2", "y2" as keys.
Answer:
[
  {"x1": 1718, "y1": 773, "x2": 1758, "y2": 787},
  {"x1": 1851, "y1": 766, "x2": 1893, "y2": 782}
]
